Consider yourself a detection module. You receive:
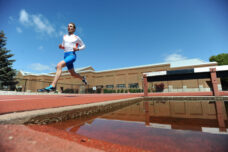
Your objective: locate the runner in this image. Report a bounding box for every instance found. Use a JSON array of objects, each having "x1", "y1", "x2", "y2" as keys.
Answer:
[{"x1": 38, "y1": 22, "x2": 87, "y2": 92}]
